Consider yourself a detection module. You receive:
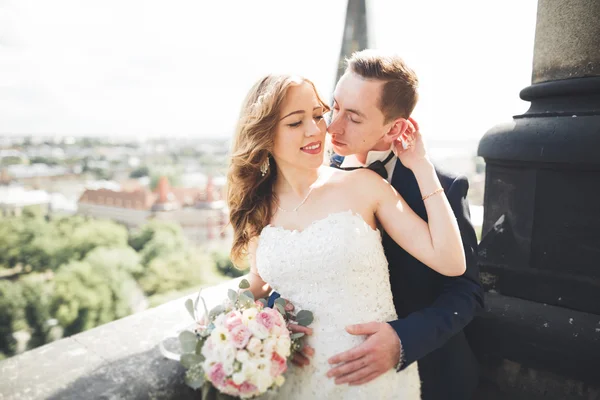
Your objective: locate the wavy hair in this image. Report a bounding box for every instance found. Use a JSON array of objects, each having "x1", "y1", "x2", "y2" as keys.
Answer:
[{"x1": 227, "y1": 75, "x2": 330, "y2": 265}]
